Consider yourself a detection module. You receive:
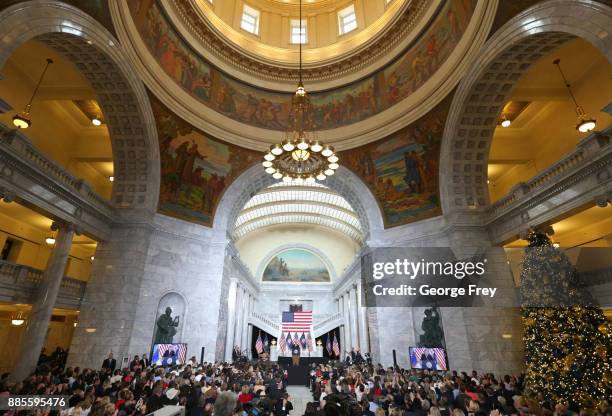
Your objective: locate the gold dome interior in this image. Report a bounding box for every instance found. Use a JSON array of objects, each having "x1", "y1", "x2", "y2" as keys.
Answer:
[{"x1": 196, "y1": 0, "x2": 407, "y2": 64}]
